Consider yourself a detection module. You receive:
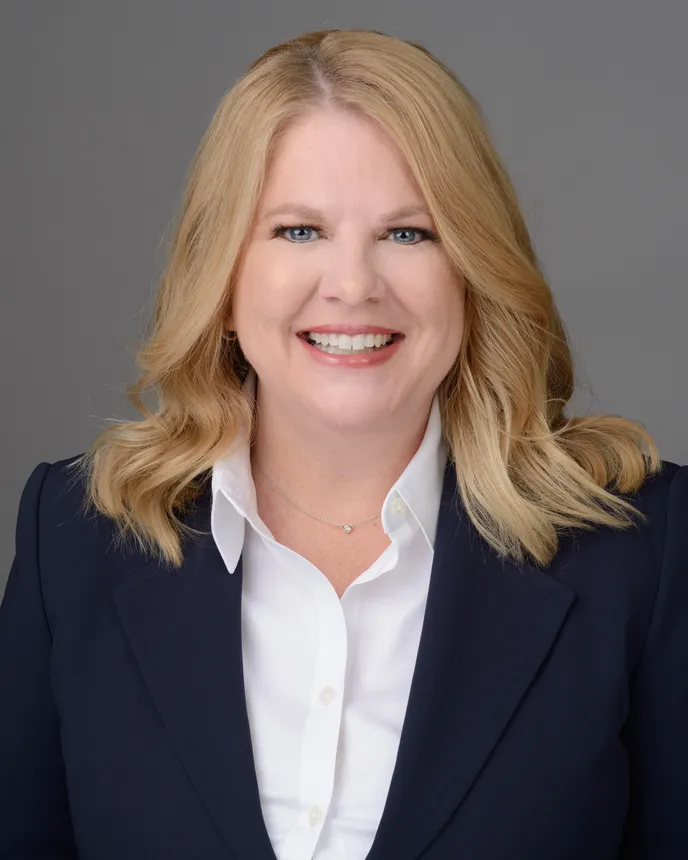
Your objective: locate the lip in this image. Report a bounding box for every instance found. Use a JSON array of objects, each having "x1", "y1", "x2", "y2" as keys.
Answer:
[
  {"x1": 296, "y1": 324, "x2": 402, "y2": 335},
  {"x1": 299, "y1": 330, "x2": 404, "y2": 368}
]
